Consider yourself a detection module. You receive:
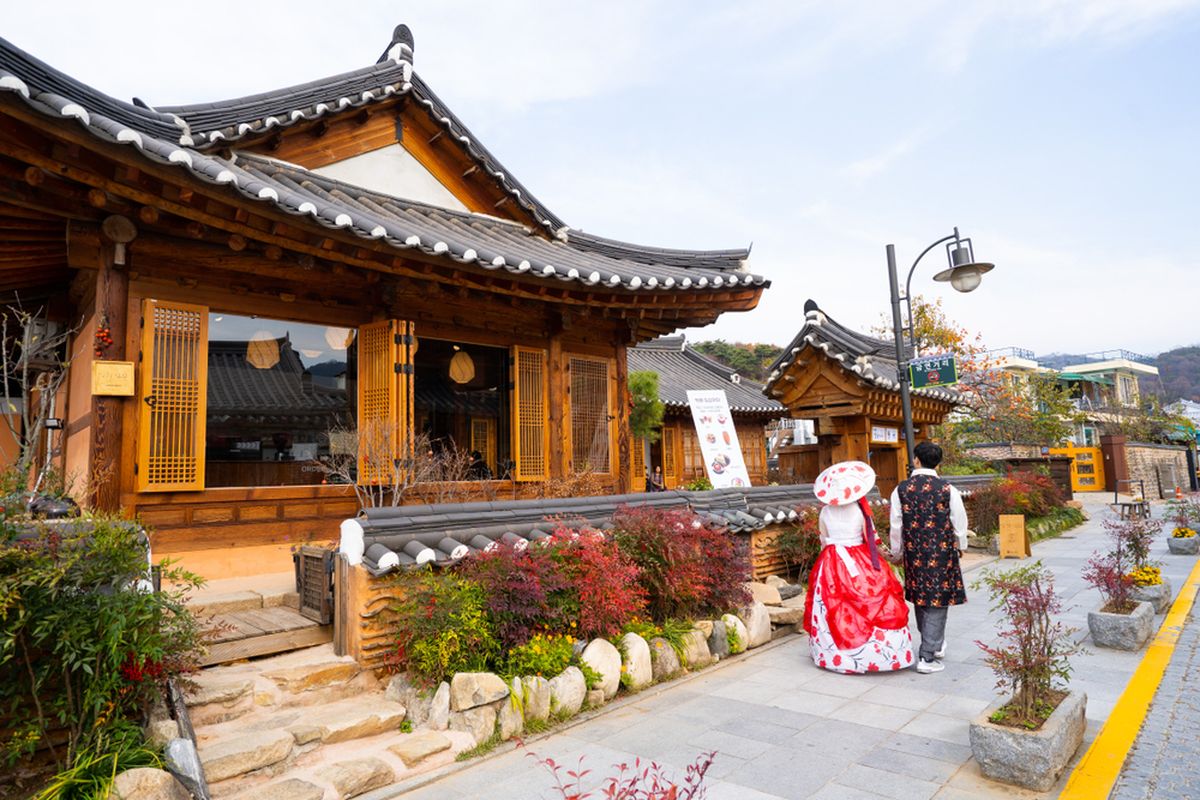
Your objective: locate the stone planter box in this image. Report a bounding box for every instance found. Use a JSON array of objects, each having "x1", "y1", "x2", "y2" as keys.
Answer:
[
  {"x1": 969, "y1": 691, "x2": 1087, "y2": 792},
  {"x1": 1088, "y1": 601, "x2": 1155, "y2": 650},
  {"x1": 1130, "y1": 577, "x2": 1173, "y2": 614},
  {"x1": 1168, "y1": 535, "x2": 1199, "y2": 555}
]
